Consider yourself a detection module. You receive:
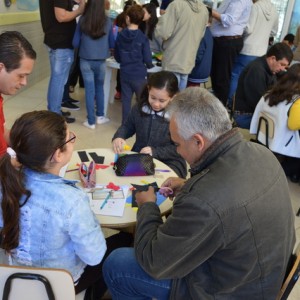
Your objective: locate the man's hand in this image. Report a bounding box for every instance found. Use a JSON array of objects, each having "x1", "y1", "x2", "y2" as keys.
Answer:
[
  {"x1": 135, "y1": 186, "x2": 156, "y2": 206},
  {"x1": 161, "y1": 177, "x2": 185, "y2": 199},
  {"x1": 76, "y1": 0, "x2": 86, "y2": 15}
]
